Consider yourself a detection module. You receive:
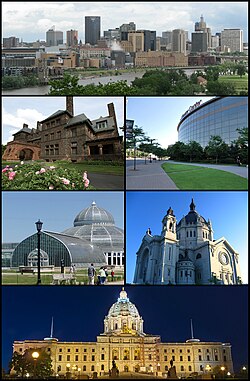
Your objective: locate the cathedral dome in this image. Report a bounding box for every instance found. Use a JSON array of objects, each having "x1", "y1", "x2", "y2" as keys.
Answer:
[
  {"x1": 178, "y1": 198, "x2": 208, "y2": 226},
  {"x1": 73, "y1": 201, "x2": 114, "y2": 226}
]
